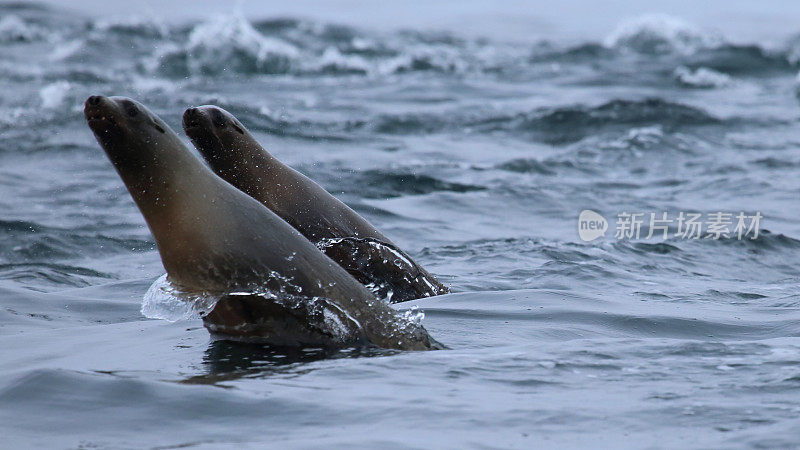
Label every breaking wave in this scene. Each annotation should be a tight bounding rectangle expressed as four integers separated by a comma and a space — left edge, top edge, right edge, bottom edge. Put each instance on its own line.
151, 14, 299, 76
674, 66, 731, 88
0, 14, 47, 43
3, 5, 800, 83
603, 14, 723, 55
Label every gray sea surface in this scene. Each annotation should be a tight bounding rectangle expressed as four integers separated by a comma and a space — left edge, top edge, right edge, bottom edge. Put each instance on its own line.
1, 1, 800, 448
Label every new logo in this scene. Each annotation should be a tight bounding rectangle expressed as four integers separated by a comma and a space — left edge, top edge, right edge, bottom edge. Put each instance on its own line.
578, 210, 608, 241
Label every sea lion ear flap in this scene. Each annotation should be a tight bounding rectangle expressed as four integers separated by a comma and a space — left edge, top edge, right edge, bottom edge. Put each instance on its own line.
150, 117, 166, 134
231, 123, 245, 135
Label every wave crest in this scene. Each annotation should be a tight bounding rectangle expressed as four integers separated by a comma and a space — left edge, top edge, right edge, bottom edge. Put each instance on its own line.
92, 16, 169, 39
0, 14, 46, 43
674, 66, 731, 88
604, 14, 722, 55
153, 14, 299, 76
468, 98, 721, 144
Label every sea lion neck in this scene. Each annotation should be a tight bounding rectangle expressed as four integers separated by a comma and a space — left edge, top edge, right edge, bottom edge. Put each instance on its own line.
109, 126, 215, 221
214, 133, 285, 196
186, 123, 286, 208
184, 106, 395, 244
215, 132, 282, 178
85, 96, 236, 288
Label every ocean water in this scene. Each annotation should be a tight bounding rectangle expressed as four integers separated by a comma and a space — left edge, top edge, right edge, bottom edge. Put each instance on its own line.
1, 1, 800, 448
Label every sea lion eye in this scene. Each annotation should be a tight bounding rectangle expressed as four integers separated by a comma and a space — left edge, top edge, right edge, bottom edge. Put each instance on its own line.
211, 109, 227, 128
121, 100, 139, 117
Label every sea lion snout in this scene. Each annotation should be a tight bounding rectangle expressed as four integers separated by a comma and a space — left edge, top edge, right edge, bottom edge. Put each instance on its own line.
84, 95, 120, 130
183, 106, 246, 136
183, 106, 246, 152
182, 106, 222, 132
183, 107, 227, 161
182, 107, 203, 129
84, 95, 110, 114
86, 96, 172, 155
85, 96, 146, 119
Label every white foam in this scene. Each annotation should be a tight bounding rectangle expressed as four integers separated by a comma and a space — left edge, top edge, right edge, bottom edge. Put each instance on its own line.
49, 39, 83, 61
605, 126, 665, 151
377, 44, 465, 75
320, 298, 362, 342
351, 37, 375, 51
604, 14, 722, 55
0, 15, 45, 43
402, 306, 425, 326
39, 81, 71, 110
184, 14, 298, 74
312, 47, 370, 73
674, 66, 731, 88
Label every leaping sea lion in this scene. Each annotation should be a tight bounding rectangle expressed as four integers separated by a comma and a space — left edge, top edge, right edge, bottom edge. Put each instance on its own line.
182, 105, 449, 302
84, 95, 437, 350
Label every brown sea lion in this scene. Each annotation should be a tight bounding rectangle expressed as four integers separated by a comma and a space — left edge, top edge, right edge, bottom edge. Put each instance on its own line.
84, 95, 436, 350
181, 105, 449, 302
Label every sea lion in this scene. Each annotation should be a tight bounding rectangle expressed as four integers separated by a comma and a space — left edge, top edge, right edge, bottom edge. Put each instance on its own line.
84, 95, 436, 350
182, 105, 449, 302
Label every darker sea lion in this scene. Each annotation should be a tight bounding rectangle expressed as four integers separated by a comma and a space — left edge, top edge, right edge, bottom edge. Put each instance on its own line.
84, 95, 436, 350
182, 105, 449, 302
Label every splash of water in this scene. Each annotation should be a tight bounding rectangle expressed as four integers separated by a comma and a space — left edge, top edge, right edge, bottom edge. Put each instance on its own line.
141, 274, 219, 322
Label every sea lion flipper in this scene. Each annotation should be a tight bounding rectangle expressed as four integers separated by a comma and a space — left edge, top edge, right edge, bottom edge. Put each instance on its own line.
203, 293, 366, 347
318, 237, 449, 303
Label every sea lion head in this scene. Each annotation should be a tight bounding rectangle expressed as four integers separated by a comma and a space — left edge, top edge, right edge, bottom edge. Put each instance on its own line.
84, 95, 217, 286
182, 106, 250, 169
84, 95, 178, 171
85, 95, 169, 144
